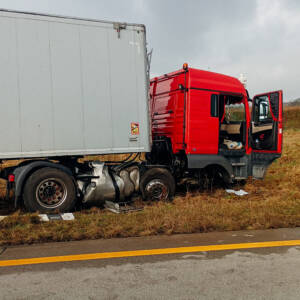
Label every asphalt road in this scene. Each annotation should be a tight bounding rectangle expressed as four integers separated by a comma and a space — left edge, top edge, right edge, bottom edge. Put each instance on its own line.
1, 228, 300, 300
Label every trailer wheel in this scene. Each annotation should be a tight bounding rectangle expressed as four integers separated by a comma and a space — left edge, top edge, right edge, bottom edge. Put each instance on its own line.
140, 168, 175, 201
23, 167, 76, 213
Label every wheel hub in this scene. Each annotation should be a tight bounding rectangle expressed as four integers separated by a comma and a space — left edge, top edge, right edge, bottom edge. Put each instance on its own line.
44, 185, 56, 197
36, 178, 67, 209
145, 180, 169, 201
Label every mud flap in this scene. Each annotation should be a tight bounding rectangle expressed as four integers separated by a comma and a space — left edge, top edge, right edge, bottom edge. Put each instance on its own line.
251, 152, 280, 179
252, 165, 268, 179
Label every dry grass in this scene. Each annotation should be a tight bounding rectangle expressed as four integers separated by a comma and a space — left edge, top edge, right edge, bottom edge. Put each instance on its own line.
0, 107, 299, 246
284, 106, 300, 130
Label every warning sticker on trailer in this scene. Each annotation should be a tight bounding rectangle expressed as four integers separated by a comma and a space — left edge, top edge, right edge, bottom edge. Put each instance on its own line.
131, 122, 140, 135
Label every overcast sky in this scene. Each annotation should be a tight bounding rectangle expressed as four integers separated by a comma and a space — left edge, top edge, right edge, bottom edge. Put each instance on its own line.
0, 0, 299, 101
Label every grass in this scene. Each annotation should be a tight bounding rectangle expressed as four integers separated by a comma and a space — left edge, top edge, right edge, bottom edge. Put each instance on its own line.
284, 106, 300, 130
0, 106, 299, 246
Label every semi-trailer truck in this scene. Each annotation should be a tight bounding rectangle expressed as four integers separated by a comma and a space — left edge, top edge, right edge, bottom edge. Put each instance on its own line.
0, 9, 283, 213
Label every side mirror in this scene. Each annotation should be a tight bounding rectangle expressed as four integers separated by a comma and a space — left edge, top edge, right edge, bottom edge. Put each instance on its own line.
178, 84, 185, 91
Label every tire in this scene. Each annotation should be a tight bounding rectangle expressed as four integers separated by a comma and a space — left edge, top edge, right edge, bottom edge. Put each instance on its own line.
140, 168, 175, 201
23, 167, 76, 213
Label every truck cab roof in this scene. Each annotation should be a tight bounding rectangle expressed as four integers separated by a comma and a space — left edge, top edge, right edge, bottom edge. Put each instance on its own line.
152, 66, 247, 97
188, 68, 246, 96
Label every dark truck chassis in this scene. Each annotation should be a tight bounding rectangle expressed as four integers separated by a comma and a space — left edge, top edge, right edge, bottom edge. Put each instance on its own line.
0, 154, 177, 213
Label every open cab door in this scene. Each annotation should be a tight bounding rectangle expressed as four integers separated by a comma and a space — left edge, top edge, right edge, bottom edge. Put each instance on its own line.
250, 90, 283, 179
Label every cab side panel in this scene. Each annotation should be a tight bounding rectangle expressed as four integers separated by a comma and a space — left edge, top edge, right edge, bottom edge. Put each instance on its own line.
186, 89, 219, 155
150, 73, 185, 154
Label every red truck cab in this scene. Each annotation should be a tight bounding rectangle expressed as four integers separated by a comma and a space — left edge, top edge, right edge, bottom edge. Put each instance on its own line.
149, 64, 283, 182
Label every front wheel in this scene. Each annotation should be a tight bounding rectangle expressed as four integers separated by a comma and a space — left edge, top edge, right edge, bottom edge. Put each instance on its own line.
140, 168, 175, 201
23, 167, 76, 213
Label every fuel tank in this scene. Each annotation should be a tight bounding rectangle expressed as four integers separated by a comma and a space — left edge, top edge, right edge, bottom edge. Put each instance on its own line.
78, 162, 140, 205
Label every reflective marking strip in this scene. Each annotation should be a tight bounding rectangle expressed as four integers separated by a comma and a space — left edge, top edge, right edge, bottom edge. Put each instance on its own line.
1, 240, 300, 267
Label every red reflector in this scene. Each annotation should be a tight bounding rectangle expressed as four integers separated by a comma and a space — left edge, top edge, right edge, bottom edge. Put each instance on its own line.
8, 174, 15, 182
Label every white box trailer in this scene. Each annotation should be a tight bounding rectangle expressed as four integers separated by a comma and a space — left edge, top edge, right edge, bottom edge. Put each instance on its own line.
0, 9, 150, 159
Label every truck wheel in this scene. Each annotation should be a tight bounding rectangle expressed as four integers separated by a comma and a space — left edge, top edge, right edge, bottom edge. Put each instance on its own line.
140, 168, 175, 201
23, 167, 76, 213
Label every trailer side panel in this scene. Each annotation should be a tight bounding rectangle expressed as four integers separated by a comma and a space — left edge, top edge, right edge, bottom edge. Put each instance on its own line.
0, 10, 150, 159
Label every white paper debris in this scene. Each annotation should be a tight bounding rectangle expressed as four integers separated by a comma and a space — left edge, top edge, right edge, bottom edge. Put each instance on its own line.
226, 189, 249, 196
39, 213, 75, 222
61, 213, 75, 221
39, 214, 50, 222
1, 214, 75, 222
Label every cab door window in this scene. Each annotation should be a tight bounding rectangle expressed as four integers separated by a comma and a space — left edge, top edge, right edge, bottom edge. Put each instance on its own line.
210, 94, 219, 117
251, 91, 282, 151
254, 95, 272, 124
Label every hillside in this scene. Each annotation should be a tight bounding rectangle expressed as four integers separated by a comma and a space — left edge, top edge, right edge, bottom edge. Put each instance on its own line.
285, 98, 300, 106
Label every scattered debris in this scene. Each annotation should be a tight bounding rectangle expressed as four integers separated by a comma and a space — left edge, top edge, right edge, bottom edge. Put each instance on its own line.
223, 139, 243, 150
105, 201, 143, 214
39, 213, 75, 222
0, 213, 75, 223
226, 189, 249, 196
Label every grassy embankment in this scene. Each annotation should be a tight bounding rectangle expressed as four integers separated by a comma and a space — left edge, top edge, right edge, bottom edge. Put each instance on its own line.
0, 107, 299, 246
